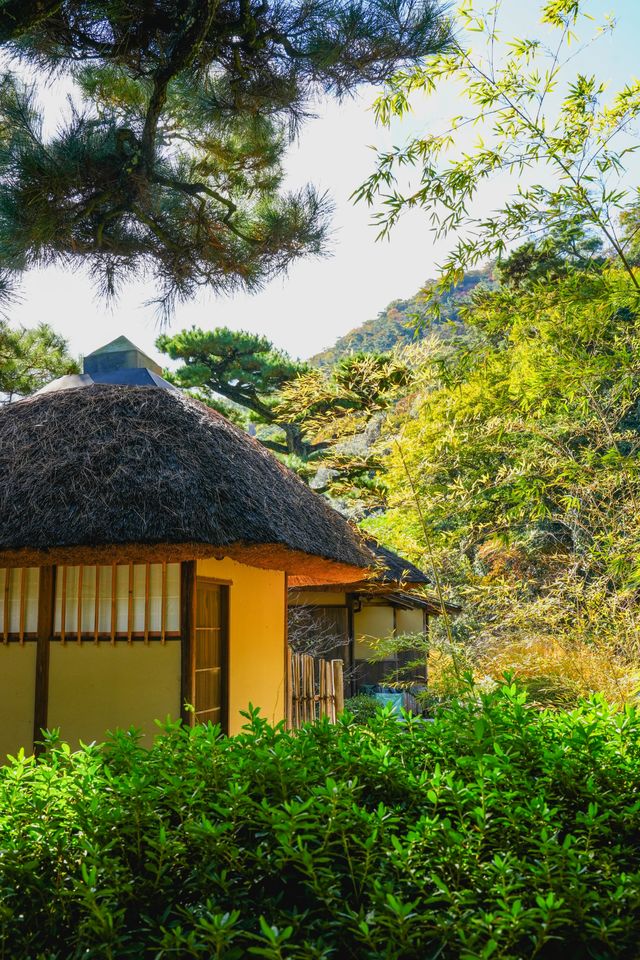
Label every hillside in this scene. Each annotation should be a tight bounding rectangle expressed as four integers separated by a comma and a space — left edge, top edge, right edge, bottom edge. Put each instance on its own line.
311, 267, 493, 366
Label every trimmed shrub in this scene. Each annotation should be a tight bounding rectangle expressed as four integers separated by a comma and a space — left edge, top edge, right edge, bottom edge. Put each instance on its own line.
1, 686, 640, 959
343, 692, 381, 722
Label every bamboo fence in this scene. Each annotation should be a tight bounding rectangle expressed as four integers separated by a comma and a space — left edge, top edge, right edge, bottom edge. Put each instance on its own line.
287, 650, 344, 729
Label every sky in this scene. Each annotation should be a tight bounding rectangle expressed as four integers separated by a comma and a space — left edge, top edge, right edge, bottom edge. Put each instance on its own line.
7, 0, 640, 367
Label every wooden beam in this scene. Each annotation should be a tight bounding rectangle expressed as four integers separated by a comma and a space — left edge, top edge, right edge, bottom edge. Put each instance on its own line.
180, 561, 196, 726
332, 659, 344, 716
94, 565, 100, 643
33, 566, 55, 753
346, 592, 356, 698
423, 609, 429, 690
127, 563, 133, 644
18, 567, 26, 644
76, 565, 83, 644
144, 563, 150, 645
110, 563, 117, 645
284, 572, 291, 730
3, 567, 11, 643
220, 585, 230, 736
60, 565, 67, 645
161, 561, 167, 644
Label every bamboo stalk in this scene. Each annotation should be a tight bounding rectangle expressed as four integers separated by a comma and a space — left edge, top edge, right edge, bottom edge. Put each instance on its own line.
319, 659, 326, 719
332, 660, 344, 718
308, 655, 315, 723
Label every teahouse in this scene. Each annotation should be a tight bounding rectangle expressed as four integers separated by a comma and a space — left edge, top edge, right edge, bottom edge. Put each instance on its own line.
290, 541, 459, 700
0, 338, 372, 757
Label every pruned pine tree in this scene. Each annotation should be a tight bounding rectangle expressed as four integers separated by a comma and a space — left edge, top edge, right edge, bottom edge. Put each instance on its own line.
157, 327, 412, 471
0, 321, 79, 401
0, 0, 451, 315
156, 326, 308, 454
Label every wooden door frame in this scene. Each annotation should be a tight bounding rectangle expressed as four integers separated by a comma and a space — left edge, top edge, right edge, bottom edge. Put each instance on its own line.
182, 570, 230, 734
33, 565, 56, 753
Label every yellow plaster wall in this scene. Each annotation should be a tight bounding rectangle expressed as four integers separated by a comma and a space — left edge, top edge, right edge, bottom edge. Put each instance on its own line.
0, 644, 36, 760
197, 557, 286, 735
353, 604, 395, 659
288, 590, 346, 606
47, 641, 181, 747
396, 608, 425, 639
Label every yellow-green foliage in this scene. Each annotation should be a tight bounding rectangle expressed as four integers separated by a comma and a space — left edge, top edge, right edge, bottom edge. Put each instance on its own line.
367, 270, 640, 703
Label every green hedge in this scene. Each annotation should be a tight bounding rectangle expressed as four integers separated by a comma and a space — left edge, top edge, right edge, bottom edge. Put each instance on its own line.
1, 686, 640, 959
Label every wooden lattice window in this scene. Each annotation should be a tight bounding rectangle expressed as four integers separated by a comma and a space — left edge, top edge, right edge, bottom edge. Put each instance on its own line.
194, 579, 227, 725
0, 568, 40, 643
54, 562, 180, 643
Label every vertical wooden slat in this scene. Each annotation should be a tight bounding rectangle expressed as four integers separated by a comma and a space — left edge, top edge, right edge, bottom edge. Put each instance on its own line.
33, 566, 55, 753
302, 655, 307, 724
332, 660, 344, 717
310, 656, 316, 723
220, 585, 230, 735
284, 573, 291, 729
19, 567, 26, 644
288, 653, 343, 730
180, 561, 196, 725
144, 563, 150, 645
127, 563, 133, 644
160, 561, 167, 644
302, 655, 308, 723
76, 565, 84, 644
286, 647, 293, 731
319, 660, 325, 719
60, 565, 67, 645
110, 563, 117, 645
94, 565, 100, 644
423, 609, 430, 690
346, 593, 356, 698
307, 655, 314, 723
2, 567, 10, 643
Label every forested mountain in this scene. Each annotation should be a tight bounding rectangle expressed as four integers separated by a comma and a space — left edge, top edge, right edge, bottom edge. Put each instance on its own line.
311, 267, 493, 365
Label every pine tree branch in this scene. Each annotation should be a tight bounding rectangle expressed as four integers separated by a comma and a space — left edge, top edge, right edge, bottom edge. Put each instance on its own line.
140, 0, 220, 174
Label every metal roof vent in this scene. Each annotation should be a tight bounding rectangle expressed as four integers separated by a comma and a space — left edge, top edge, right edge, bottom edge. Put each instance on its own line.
83, 336, 163, 376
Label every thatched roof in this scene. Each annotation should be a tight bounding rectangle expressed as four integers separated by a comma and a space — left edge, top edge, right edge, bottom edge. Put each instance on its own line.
366, 542, 429, 586
0, 385, 373, 581
290, 540, 431, 591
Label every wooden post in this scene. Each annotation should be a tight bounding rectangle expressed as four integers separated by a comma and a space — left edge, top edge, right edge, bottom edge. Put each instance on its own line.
346, 593, 356, 698
332, 660, 344, 716
423, 609, 429, 690
180, 561, 196, 726
284, 573, 292, 730
33, 566, 55, 753
2, 567, 10, 643
319, 659, 326, 719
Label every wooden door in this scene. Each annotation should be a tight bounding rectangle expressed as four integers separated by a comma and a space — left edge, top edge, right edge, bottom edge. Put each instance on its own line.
194, 579, 228, 730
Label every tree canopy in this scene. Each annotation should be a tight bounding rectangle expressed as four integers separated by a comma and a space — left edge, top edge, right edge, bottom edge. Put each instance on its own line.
356, 0, 640, 300
157, 326, 307, 452
157, 326, 411, 479
367, 262, 640, 700
0, 321, 78, 400
0, 0, 451, 315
